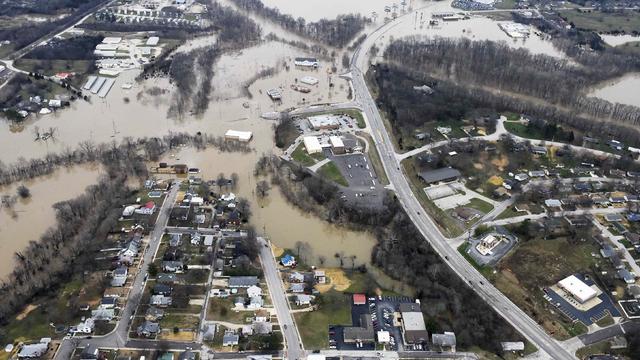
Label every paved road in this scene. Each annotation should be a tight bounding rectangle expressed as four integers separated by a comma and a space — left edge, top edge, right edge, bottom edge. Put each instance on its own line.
257, 237, 304, 360
348, 5, 576, 359
578, 321, 640, 346
54, 182, 181, 359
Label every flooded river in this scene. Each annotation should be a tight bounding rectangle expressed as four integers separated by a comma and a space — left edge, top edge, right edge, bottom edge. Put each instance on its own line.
258, 0, 421, 22
0, 0, 570, 283
0, 165, 102, 278
589, 73, 640, 107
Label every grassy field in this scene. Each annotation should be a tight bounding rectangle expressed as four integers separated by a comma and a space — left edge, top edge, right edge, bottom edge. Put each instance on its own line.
317, 161, 348, 186
206, 298, 250, 324
160, 314, 200, 330
466, 198, 495, 214
504, 122, 547, 140
558, 9, 640, 33
294, 290, 351, 349
291, 142, 325, 167
496, 206, 527, 220
356, 131, 390, 185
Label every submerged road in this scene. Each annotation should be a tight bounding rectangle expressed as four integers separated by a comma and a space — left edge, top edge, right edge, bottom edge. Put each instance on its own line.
348, 5, 576, 360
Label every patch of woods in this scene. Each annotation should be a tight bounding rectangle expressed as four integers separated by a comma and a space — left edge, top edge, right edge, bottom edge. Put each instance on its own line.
0, 0, 99, 16
254, 155, 524, 353
381, 37, 640, 145
229, 0, 370, 48
23, 35, 103, 61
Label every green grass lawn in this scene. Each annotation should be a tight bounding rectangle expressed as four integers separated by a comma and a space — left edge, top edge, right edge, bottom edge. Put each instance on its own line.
317, 161, 348, 186
466, 198, 495, 214
558, 9, 640, 33
160, 314, 200, 330
291, 142, 325, 167
496, 206, 526, 220
504, 122, 546, 140
206, 298, 250, 324
294, 291, 351, 349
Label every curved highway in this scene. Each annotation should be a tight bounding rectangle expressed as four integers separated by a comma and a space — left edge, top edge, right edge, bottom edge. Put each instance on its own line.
348, 6, 576, 360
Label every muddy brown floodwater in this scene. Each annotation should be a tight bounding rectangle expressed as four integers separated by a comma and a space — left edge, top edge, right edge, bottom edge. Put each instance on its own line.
0, 165, 103, 278
589, 73, 640, 107
156, 147, 377, 269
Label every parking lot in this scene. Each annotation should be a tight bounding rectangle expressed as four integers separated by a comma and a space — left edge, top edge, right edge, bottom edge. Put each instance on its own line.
370, 296, 414, 351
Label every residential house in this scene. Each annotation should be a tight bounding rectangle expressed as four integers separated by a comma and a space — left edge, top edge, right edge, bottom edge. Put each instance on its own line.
628, 284, 640, 299
530, 145, 547, 155
75, 318, 95, 334
289, 283, 305, 293
162, 261, 184, 273
100, 297, 117, 309
135, 201, 156, 215
545, 199, 562, 208
600, 245, 616, 258
203, 324, 216, 341
252, 321, 273, 335
618, 269, 636, 284
210, 288, 231, 298
247, 296, 264, 310
91, 308, 115, 321
204, 235, 214, 246
150, 295, 172, 307
605, 214, 624, 223
137, 321, 160, 338
289, 272, 305, 283
314, 270, 326, 284
153, 284, 172, 296
111, 267, 128, 287
145, 307, 164, 321
611, 255, 624, 270
255, 310, 269, 322
80, 344, 99, 360
574, 183, 592, 192
190, 233, 201, 245
625, 232, 640, 246
247, 285, 262, 298
234, 297, 245, 309
169, 234, 182, 247
529, 170, 546, 178
17, 340, 49, 359
229, 276, 259, 288
222, 331, 239, 346
159, 354, 174, 360
296, 294, 312, 306
514, 173, 529, 182
157, 273, 178, 284
178, 351, 197, 360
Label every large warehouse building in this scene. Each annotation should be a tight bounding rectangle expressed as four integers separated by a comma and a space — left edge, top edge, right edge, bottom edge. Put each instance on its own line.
303, 136, 323, 154
558, 275, 597, 303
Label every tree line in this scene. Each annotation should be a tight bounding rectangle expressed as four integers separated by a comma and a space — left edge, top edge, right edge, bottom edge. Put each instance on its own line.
383, 37, 640, 141
24, 35, 103, 61
255, 154, 525, 353
371, 62, 640, 147
229, 0, 369, 48
0, 132, 252, 187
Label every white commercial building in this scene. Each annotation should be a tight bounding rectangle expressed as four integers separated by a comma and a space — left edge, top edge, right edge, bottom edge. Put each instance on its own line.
308, 115, 340, 130
558, 275, 597, 303
303, 136, 322, 154
102, 37, 122, 44
329, 136, 345, 154
300, 76, 319, 85
146, 36, 160, 46
225, 130, 253, 142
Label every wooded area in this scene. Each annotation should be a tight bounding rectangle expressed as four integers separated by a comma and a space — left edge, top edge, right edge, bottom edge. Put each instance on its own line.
24, 35, 103, 60
229, 0, 369, 48
381, 37, 640, 144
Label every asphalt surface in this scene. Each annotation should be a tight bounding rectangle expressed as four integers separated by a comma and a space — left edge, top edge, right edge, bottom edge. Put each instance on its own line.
578, 321, 640, 346
54, 182, 181, 359
257, 237, 304, 360
348, 6, 576, 359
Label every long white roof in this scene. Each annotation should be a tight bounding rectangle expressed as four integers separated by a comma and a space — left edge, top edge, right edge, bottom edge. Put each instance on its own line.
558, 275, 597, 303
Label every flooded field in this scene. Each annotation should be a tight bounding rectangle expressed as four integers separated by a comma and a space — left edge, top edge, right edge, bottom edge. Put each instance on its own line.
600, 34, 640, 47
258, 0, 422, 22
157, 147, 377, 268
0, 40, 349, 164
0, 165, 102, 278
590, 73, 640, 107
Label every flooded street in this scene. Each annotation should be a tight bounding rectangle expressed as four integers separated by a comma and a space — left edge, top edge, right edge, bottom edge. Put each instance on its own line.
589, 73, 640, 107
0, 165, 102, 278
